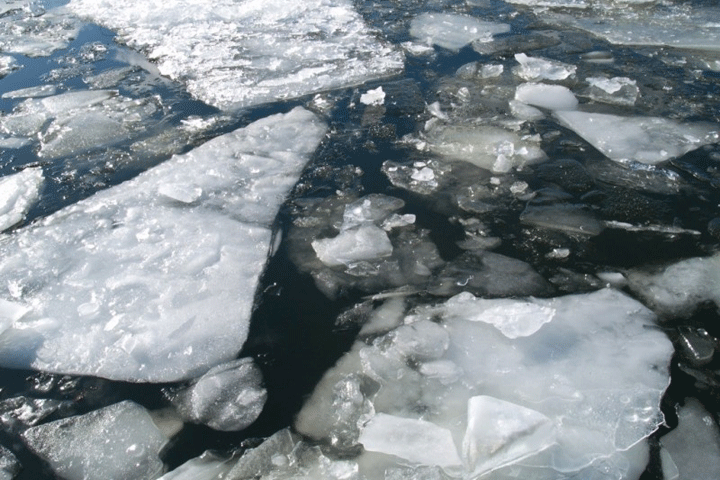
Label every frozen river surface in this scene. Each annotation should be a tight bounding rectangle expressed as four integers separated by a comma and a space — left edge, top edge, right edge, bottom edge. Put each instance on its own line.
0, 0, 719, 479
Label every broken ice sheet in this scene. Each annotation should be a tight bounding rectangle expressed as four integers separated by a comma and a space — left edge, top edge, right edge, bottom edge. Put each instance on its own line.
0, 167, 44, 232
409, 13, 510, 52
296, 289, 673, 478
68, 0, 404, 110
554, 110, 719, 164
0, 107, 326, 382
0, 2, 82, 57
22, 401, 169, 480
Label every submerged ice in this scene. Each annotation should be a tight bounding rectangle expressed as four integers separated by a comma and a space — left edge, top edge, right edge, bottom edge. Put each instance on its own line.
0, 107, 326, 382
68, 0, 404, 110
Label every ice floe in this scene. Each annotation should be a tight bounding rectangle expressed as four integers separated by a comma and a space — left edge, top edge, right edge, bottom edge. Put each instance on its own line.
0, 1, 81, 57
0, 107, 326, 382
409, 13, 510, 52
515, 82, 579, 111
22, 401, 169, 480
68, 0, 404, 110
0, 167, 44, 232
165, 358, 267, 431
554, 110, 719, 164
294, 288, 673, 478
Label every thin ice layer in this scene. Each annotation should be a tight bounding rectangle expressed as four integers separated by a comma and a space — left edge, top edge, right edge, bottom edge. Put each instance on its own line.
68, 0, 404, 110
0, 107, 326, 382
554, 110, 718, 164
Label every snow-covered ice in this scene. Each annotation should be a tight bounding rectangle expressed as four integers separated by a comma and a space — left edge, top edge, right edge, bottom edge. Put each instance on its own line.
0, 167, 44, 232
68, 0, 404, 110
554, 110, 719, 164
166, 358, 267, 431
409, 13, 510, 52
0, 107, 326, 382
22, 401, 169, 480
295, 288, 673, 478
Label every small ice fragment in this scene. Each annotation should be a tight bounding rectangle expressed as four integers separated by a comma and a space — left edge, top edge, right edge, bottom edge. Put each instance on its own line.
360, 87, 386, 106
359, 413, 463, 467
515, 83, 578, 111
514, 53, 576, 81
411, 167, 435, 181
312, 225, 394, 267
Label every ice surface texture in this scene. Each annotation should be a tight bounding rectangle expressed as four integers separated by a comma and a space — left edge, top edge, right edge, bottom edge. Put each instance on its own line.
296, 289, 673, 478
0, 107, 326, 382
68, 0, 404, 110
0, 167, 44, 232
22, 401, 168, 480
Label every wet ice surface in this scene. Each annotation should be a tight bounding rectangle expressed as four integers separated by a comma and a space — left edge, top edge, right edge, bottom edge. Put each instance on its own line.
0, 0, 719, 478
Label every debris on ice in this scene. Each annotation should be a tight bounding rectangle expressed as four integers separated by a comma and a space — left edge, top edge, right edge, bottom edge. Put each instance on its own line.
554, 110, 719, 164
409, 13, 510, 52
22, 401, 169, 480
166, 358, 267, 431
360, 87, 386, 106
0, 107, 326, 382
68, 0, 404, 110
0, 167, 44, 232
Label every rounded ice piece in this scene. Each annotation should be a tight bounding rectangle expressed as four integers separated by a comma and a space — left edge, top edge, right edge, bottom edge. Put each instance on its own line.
515, 83, 579, 111
312, 225, 394, 267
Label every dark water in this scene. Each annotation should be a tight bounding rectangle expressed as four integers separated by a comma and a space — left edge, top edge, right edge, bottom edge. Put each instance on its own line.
0, 0, 719, 478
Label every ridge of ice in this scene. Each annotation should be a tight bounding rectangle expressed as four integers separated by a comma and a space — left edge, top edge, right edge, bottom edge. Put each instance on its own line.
0, 107, 326, 382
68, 0, 404, 110
0, 167, 44, 232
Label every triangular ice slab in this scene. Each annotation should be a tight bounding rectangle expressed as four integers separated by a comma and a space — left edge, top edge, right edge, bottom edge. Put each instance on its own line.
0, 107, 326, 382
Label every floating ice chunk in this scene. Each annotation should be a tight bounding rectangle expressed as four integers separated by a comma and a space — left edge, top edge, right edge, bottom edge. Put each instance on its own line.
69, 0, 403, 110
0, 168, 44, 232
167, 358, 267, 431
0, 446, 19, 480
463, 396, 555, 476
341, 195, 405, 230
554, 110, 719, 164
0, 56, 20, 78
520, 204, 604, 236
1, 85, 57, 99
382, 213, 416, 231
312, 225, 394, 267
0, 4, 82, 57
359, 413, 463, 468
585, 76, 639, 106
0, 107, 326, 382
22, 401, 168, 480
660, 398, 720, 480
360, 87, 386, 106
627, 253, 720, 318
515, 83, 578, 111
509, 99, 544, 121
427, 124, 547, 172
409, 13, 510, 51
159, 451, 237, 480
442, 293, 555, 338
514, 53, 576, 81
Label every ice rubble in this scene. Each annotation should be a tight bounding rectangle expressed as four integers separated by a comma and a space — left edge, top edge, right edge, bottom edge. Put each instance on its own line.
627, 253, 720, 318
409, 13, 510, 52
22, 401, 169, 480
0, 107, 326, 382
0, 167, 44, 232
554, 111, 719, 165
68, 0, 404, 110
166, 358, 267, 431
0, 2, 82, 57
0, 446, 19, 480
0, 89, 161, 159
295, 288, 673, 479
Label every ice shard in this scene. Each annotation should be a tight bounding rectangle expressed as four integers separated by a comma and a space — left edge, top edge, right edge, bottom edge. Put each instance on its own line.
0, 107, 326, 382
68, 0, 404, 110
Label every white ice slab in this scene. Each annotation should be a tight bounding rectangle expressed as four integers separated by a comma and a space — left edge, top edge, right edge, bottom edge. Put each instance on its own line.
515, 83, 578, 111
312, 225, 394, 267
22, 401, 168, 480
0, 107, 326, 382
0, 167, 44, 232
409, 13, 510, 52
68, 0, 404, 110
554, 110, 719, 164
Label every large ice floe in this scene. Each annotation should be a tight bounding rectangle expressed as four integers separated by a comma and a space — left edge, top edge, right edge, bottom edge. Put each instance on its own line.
288, 288, 675, 479
0, 107, 326, 382
67, 0, 404, 110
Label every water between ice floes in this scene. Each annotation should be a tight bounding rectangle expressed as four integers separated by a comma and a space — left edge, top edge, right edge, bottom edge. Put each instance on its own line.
0, 0, 719, 479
